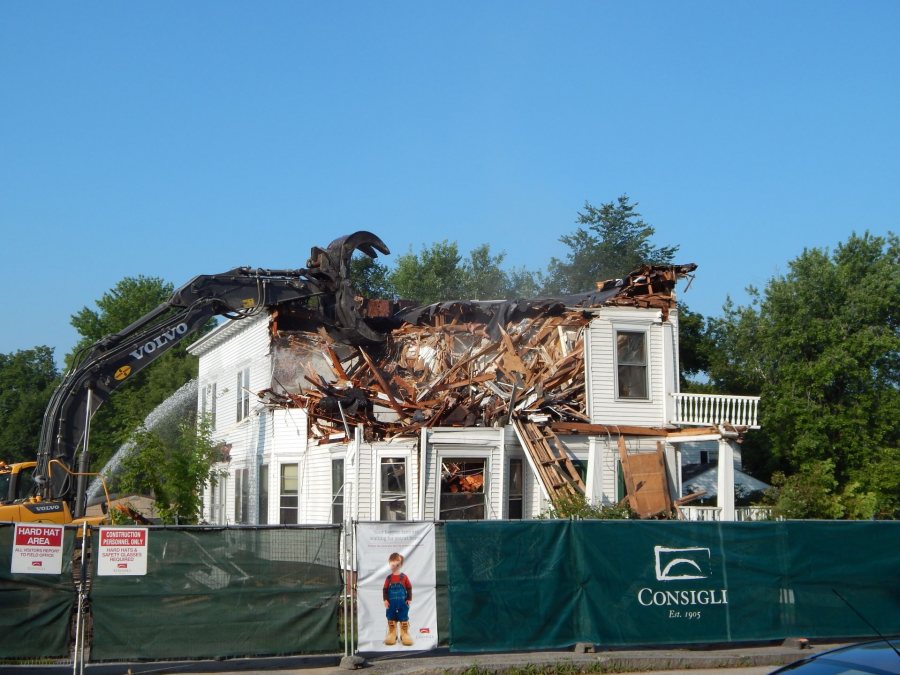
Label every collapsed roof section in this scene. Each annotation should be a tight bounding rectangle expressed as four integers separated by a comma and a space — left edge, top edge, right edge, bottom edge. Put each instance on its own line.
260, 263, 697, 444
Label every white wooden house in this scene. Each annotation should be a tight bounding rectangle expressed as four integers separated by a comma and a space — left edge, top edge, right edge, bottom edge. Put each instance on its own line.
189, 275, 761, 525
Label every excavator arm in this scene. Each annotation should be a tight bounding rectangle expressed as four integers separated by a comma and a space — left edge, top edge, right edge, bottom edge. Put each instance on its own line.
33, 231, 389, 518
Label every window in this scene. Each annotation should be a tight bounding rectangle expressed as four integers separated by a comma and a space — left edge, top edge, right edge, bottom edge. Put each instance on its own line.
202, 382, 217, 428
508, 459, 524, 519
280, 464, 299, 524
332, 458, 345, 524
379, 458, 407, 521
440, 459, 486, 520
234, 468, 250, 524
616, 331, 648, 399
14, 465, 34, 501
616, 459, 627, 502
258, 464, 269, 525
236, 368, 250, 421
700, 450, 710, 465
210, 478, 227, 525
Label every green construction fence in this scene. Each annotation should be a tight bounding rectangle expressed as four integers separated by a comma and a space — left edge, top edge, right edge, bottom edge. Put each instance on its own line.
90, 525, 342, 661
445, 520, 900, 652
0, 522, 77, 659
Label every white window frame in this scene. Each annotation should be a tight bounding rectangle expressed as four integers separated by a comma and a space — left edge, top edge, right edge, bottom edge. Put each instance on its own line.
279, 462, 299, 524
438, 454, 489, 521
614, 328, 650, 401
201, 381, 218, 429
331, 457, 345, 525
377, 455, 409, 521
210, 475, 227, 525
236, 368, 250, 422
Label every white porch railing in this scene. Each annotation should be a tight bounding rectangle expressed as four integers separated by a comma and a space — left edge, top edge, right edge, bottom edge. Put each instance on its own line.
670, 392, 760, 428
680, 506, 775, 522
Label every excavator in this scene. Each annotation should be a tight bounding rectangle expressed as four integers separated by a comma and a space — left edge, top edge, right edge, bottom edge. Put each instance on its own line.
0, 231, 390, 525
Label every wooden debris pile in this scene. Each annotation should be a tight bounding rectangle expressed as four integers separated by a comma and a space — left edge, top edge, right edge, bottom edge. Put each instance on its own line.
263, 306, 592, 441
260, 263, 696, 448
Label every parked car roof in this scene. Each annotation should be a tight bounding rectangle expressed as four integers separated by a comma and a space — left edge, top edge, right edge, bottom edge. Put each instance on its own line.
771, 639, 900, 674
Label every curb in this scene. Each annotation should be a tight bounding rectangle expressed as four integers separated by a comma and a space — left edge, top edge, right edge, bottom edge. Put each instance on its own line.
353, 643, 840, 674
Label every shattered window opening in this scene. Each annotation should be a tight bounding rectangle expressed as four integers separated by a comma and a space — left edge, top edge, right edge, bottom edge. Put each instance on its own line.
440, 459, 486, 521
616, 331, 648, 399
379, 457, 407, 521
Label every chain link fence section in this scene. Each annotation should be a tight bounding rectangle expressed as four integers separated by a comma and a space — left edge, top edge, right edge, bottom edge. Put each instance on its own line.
0, 523, 76, 662
90, 525, 342, 661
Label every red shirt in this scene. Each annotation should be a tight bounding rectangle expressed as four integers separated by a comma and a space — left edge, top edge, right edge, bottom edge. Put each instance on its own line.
383, 572, 413, 601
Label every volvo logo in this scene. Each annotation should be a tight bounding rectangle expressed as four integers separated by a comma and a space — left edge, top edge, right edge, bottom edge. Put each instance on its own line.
129, 323, 189, 360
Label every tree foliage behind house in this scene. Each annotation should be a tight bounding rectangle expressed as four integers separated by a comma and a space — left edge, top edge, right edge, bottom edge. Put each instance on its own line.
115, 416, 223, 524
543, 195, 680, 294
708, 232, 899, 517
68, 275, 203, 470
0, 347, 60, 463
351, 241, 540, 304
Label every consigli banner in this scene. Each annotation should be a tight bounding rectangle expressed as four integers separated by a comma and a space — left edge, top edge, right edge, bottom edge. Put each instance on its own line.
356, 522, 438, 652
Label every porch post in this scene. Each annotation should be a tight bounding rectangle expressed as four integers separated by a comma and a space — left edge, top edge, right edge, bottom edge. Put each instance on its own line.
716, 438, 736, 521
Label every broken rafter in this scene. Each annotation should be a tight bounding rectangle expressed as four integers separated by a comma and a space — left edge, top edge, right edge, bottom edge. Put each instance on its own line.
265, 263, 696, 442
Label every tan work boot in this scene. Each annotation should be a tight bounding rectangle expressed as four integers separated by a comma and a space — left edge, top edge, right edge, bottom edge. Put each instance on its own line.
384, 620, 397, 646
399, 621, 413, 646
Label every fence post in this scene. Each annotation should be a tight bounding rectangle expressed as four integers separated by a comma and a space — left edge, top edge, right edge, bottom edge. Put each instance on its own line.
72, 522, 88, 675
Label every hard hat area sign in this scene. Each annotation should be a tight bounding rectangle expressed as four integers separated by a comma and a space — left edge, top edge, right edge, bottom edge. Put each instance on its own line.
11, 524, 65, 575
97, 527, 148, 576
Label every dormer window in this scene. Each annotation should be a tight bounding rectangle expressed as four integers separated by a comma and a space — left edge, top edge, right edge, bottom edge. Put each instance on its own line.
616, 330, 648, 399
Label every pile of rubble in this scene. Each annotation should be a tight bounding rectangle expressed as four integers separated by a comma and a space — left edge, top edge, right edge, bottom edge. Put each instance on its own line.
260, 264, 696, 444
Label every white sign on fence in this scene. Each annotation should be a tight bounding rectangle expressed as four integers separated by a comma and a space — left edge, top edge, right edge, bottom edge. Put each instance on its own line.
11, 523, 65, 575
356, 522, 438, 652
97, 527, 148, 576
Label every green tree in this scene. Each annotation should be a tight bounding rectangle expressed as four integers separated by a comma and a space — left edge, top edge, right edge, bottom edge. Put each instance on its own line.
709, 232, 899, 517
544, 195, 679, 294
68, 276, 201, 470
767, 459, 877, 520
389, 241, 539, 304
677, 305, 715, 390
116, 416, 224, 524
0, 347, 60, 463
349, 255, 396, 298
390, 241, 467, 303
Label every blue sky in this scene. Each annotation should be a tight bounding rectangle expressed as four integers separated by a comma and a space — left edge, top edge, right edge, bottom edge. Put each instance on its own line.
2, 1, 897, 363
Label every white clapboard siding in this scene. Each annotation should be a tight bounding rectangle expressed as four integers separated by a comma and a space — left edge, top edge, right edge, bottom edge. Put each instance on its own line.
190, 314, 271, 438
586, 307, 678, 427
300, 441, 339, 524
269, 407, 309, 524
355, 439, 373, 521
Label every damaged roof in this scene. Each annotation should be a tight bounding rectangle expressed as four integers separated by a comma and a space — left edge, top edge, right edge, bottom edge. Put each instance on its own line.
260, 263, 696, 442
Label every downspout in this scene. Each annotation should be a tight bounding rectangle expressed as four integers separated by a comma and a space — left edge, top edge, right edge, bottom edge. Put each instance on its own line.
352, 424, 362, 522
418, 426, 427, 521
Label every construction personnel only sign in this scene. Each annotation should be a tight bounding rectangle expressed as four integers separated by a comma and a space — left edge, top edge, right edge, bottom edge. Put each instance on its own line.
97, 527, 148, 576
11, 523, 65, 574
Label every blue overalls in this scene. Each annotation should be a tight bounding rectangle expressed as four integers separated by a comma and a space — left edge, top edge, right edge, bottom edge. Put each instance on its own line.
385, 573, 410, 622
